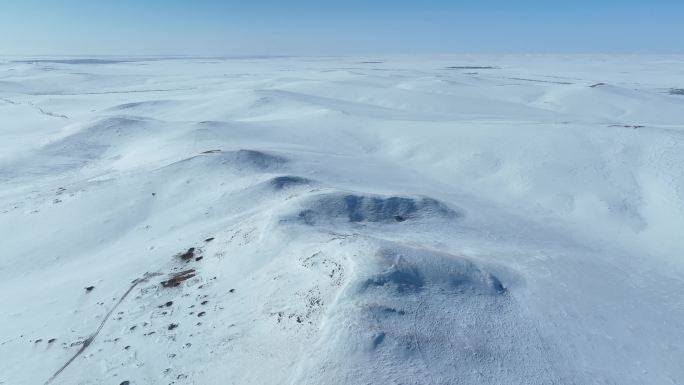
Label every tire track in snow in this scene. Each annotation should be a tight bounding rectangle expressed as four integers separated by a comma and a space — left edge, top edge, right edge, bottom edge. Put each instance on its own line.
43, 272, 161, 385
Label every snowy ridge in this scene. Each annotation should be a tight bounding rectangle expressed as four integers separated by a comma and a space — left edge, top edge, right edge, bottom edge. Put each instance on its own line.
1, 56, 684, 385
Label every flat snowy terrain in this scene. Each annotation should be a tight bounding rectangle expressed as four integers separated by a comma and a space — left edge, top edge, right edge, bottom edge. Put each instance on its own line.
1, 55, 683, 385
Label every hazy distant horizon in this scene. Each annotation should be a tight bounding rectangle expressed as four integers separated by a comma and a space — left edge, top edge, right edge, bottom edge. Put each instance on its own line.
1, 0, 682, 56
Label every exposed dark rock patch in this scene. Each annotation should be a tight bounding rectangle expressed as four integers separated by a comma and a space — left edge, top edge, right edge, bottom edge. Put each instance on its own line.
610, 124, 644, 129
297, 193, 460, 225
268, 175, 314, 190
372, 332, 386, 349
364, 264, 425, 293
177, 248, 195, 262
161, 269, 196, 288
360, 247, 507, 296
368, 305, 406, 317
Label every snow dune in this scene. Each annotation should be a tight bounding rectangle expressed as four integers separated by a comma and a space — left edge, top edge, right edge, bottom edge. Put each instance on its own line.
1, 55, 683, 385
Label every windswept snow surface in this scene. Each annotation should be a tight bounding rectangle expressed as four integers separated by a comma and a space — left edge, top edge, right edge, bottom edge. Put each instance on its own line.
1, 55, 684, 385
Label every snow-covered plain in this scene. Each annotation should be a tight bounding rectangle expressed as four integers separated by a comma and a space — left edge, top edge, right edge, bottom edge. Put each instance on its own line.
1, 55, 684, 385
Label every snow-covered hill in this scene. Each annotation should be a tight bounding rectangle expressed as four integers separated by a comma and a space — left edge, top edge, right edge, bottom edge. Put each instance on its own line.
1, 55, 683, 385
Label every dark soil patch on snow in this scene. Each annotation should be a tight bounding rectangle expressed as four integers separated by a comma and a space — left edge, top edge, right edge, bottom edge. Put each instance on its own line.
161, 269, 196, 288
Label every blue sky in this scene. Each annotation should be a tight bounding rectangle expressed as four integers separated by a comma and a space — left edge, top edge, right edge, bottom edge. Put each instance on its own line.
0, 0, 682, 55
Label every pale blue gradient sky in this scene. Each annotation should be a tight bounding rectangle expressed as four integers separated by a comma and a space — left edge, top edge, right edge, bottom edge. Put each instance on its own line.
0, 0, 682, 55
